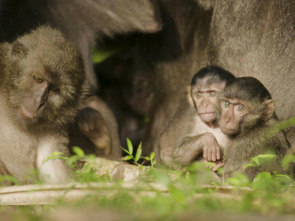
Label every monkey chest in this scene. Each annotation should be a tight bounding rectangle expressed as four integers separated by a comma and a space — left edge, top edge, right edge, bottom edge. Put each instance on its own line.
0, 118, 37, 181
190, 116, 229, 148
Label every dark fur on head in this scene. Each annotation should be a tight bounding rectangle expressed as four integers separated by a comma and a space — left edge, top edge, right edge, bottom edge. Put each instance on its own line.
224, 77, 272, 102
191, 65, 235, 87
223, 77, 274, 135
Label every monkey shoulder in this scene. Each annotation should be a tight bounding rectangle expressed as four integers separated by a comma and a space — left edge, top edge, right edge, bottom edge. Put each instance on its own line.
225, 119, 289, 162
165, 97, 197, 133
263, 118, 290, 152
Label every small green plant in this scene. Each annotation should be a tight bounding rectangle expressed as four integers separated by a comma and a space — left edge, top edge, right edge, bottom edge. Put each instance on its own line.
42, 147, 107, 183
121, 138, 156, 167
265, 117, 295, 141
42, 146, 94, 169
226, 173, 250, 187
243, 153, 277, 170
281, 154, 295, 170
0, 175, 19, 186
242, 154, 294, 190
141, 152, 157, 168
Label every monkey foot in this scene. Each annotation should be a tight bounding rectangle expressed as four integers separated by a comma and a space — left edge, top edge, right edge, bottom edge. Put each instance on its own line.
77, 107, 111, 156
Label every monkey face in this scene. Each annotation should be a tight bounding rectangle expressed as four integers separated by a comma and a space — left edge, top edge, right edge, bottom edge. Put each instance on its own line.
219, 98, 249, 135
8, 63, 84, 130
4, 28, 86, 131
191, 82, 225, 124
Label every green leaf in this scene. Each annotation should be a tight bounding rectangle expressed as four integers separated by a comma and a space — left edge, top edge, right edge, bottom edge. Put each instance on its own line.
0, 175, 20, 185
134, 142, 142, 162
253, 172, 272, 183
243, 163, 257, 170
42, 152, 67, 164
266, 117, 295, 141
121, 147, 130, 155
281, 154, 295, 170
141, 156, 150, 161
243, 154, 277, 170
122, 155, 133, 161
256, 154, 277, 160
150, 152, 155, 160
66, 155, 81, 167
251, 156, 260, 166
121, 147, 131, 155
227, 173, 249, 187
273, 173, 294, 185
126, 138, 133, 155
72, 146, 85, 158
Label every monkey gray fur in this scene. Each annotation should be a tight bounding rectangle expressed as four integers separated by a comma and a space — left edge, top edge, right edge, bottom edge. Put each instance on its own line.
0, 26, 87, 184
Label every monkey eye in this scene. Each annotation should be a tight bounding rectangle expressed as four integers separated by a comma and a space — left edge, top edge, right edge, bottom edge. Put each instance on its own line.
209, 91, 216, 97
223, 101, 230, 108
34, 76, 45, 84
196, 92, 202, 98
237, 104, 245, 113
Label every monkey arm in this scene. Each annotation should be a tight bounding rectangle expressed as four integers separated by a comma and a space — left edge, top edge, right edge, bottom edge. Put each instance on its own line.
173, 135, 204, 165
160, 132, 217, 168
36, 136, 72, 184
158, 103, 195, 167
175, 132, 220, 165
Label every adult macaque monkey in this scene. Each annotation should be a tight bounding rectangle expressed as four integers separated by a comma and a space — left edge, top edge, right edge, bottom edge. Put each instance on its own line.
219, 77, 290, 180
157, 66, 235, 168
0, 26, 86, 184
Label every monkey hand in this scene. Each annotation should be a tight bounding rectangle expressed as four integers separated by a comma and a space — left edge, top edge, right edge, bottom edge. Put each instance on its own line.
202, 133, 222, 162
202, 159, 224, 172
77, 107, 111, 155
211, 161, 224, 172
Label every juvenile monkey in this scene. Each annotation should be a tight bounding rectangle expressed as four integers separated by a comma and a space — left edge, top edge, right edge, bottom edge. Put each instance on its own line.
0, 26, 86, 184
157, 66, 235, 168
219, 77, 290, 180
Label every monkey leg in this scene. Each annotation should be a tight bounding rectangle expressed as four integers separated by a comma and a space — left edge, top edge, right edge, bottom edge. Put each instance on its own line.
77, 108, 111, 155
78, 96, 121, 159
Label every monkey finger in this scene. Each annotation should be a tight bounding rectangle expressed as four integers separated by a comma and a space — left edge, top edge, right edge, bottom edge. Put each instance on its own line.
203, 147, 208, 159
212, 147, 217, 161
211, 152, 216, 162
216, 147, 221, 160
212, 162, 224, 172
207, 148, 212, 161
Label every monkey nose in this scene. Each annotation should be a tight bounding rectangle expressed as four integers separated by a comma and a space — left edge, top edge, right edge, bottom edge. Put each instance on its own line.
223, 116, 231, 125
202, 100, 209, 108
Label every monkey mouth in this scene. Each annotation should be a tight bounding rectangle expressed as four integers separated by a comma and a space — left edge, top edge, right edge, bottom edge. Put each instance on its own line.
220, 126, 237, 135
20, 106, 36, 119
199, 112, 215, 116
198, 112, 215, 121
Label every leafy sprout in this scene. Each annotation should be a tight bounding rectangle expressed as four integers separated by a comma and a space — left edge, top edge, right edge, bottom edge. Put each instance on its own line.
243, 154, 277, 170
121, 138, 156, 167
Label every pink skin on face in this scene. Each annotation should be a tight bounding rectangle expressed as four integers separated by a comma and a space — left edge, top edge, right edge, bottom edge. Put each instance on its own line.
191, 82, 225, 126
219, 99, 248, 135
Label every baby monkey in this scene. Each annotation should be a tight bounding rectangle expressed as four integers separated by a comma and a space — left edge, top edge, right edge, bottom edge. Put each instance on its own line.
219, 77, 290, 180
157, 66, 235, 168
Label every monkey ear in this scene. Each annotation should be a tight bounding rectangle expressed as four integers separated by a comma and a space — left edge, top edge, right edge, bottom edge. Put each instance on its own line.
10, 41, 28, 57
262, 99, 275, 121
187, 86, 194, 107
